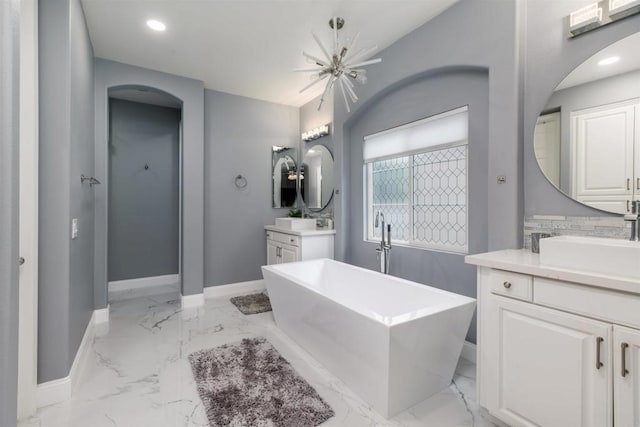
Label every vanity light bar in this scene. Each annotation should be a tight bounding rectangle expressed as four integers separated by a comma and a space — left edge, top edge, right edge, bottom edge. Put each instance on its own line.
567, 0, 640, 38
609, 0, 640, 19
302, 124, 330, 142
569, 3, 603, 36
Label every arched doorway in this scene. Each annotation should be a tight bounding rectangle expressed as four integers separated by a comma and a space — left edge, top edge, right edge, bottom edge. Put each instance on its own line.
106, 86, 183, 301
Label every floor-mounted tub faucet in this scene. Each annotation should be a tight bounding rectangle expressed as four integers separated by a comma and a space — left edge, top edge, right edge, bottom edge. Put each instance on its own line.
624, 200, 640, 241
375, 211, 392, 274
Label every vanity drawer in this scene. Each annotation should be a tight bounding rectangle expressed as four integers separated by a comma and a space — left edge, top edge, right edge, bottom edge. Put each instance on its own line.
266, 231, 300, 247
534, 278, 640, 329
488, 269, 533, 302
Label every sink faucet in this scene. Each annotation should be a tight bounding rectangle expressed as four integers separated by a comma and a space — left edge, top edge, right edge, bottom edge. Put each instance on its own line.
375, 211, 392, 274
624, 200, 640, 241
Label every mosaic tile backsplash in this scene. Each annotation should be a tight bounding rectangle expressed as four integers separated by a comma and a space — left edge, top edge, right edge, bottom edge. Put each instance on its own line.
523, 215, 631, 249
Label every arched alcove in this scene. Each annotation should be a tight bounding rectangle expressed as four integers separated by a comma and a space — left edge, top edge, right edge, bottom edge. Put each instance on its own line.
105, 85, 184, 298
94, 59, 205, 308
342, 66, 489, 343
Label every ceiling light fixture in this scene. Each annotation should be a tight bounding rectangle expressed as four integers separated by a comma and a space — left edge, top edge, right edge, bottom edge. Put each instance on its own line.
598, 56, 620, 66
296, 17, 382, 113
146, 19, 166, 32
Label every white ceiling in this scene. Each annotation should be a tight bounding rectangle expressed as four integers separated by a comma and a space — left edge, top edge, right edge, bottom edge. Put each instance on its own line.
81, 0, 460, 107
555, 31, 640, 91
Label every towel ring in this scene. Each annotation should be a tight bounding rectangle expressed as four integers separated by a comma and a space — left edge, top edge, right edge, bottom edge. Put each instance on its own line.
235, 174, 248, 189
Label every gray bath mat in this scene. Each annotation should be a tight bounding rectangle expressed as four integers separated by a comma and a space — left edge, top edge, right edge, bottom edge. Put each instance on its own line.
188, 337, 334, 427
230, 292, 272, 315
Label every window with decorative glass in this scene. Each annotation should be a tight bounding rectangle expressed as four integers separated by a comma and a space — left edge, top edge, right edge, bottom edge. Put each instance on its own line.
364, 107, 468, 254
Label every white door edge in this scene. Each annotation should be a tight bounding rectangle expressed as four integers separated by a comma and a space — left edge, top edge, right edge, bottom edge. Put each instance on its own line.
17, 0, 39, 419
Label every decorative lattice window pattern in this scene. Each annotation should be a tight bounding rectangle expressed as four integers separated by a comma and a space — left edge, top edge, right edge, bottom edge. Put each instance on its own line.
367, 143, 467, 253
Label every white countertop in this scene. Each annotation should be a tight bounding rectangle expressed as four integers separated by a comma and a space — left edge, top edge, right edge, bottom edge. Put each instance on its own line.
466, 249, 640, 295
264, 225, 336, 236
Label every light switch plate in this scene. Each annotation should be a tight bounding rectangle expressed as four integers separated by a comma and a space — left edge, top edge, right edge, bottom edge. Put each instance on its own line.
71, 218, 78, 239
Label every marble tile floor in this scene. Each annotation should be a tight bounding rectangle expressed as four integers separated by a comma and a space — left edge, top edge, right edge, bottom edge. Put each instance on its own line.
21, 289, 498, 427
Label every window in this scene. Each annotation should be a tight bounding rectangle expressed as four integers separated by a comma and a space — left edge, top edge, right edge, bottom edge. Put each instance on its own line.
364, 107, 468, 253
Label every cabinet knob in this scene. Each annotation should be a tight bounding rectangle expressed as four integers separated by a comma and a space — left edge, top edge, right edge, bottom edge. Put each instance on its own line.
503, 281, 512, 289
19, 257, 25, 266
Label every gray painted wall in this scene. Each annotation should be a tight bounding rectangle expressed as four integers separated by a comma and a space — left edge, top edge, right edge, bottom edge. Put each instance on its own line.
94, 58, 205, 303
204, 90, 299, 286
38, 0, 95, 383
345, 69, 489, 343
523, 0, 640, 218
108, 99, 180, 281
0, 0, 20, 424
543, 69, 640, 194
332, 0, 522, 264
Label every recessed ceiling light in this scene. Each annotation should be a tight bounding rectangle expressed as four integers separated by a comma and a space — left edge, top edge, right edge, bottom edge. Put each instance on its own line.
598, 56, 620, 66
146, 19, 166, 32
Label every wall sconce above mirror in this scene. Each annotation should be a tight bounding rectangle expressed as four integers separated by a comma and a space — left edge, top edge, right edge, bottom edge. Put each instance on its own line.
302, 124, 330, 142
568, 0, 640, 37
534, 31, 640, 214
301, 145, 334, 212
272, 145, 298, 209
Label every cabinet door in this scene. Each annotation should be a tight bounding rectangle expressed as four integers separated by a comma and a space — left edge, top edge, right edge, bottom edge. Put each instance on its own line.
484, 296, 612, 427
614, 325, 640, 427
279, 244, 299, 264
572, 102, 635, 213
266, 240, 280, 265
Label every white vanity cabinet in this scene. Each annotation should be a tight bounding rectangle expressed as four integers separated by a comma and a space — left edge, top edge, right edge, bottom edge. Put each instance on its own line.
265, 226, 335, 265
467, 250, 640, 427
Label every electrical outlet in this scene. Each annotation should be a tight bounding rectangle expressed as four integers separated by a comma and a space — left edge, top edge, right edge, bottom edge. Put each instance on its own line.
72, 218, 78, 239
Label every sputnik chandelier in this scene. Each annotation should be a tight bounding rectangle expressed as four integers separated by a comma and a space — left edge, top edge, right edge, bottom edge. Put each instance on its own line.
296, 17, 382, 112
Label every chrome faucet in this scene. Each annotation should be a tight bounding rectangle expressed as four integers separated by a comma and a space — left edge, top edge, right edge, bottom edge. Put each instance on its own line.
375, 211, 392, 274
624, 200, 640, 241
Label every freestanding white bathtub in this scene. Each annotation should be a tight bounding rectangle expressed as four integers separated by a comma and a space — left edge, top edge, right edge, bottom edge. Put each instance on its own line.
261, 259, 476, 418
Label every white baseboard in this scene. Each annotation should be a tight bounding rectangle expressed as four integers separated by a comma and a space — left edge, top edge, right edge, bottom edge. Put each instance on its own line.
94, 306, 109, 324
181, 293, 205, 308
108, 274, 180, 293
36, 308, 106, 408
460, 340, 477, 364
203, 279, 265, 299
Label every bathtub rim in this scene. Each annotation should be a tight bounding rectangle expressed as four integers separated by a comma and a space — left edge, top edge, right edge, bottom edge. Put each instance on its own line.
261, 259, 476, 327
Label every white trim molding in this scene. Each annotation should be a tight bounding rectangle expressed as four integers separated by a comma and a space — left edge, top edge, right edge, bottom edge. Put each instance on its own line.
180, 293, 205, 308
108, 274, 180, 293
460, 340, 477, 364
36, 309, 107, 408
203, 279, 265, 299
94, 306, 110, 324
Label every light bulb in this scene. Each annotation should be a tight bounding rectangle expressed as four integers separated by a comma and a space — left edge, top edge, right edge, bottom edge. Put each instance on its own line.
146, 19, 166, 32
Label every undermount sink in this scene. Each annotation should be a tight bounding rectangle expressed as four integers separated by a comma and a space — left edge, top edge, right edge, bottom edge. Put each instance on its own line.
539, 235, 640, 279
274, 217, 317, 231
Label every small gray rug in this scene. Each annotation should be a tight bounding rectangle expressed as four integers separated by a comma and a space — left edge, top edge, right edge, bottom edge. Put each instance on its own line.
189, 337, 334, 427
230, 292, 272, 315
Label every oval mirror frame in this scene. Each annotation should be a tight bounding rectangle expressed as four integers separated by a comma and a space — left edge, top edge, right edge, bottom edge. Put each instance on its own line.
272, 146, 298, 209
533, 31, 640, 215
301, 145, 334, 211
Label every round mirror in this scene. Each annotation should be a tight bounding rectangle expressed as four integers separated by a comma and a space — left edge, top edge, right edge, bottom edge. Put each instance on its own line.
534, 31, 640, 214
301, 145, 334, 211
272, 147, 297, 208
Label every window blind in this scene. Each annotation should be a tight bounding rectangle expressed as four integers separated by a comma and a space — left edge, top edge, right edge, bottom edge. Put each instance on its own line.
363, 106, 468, 163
